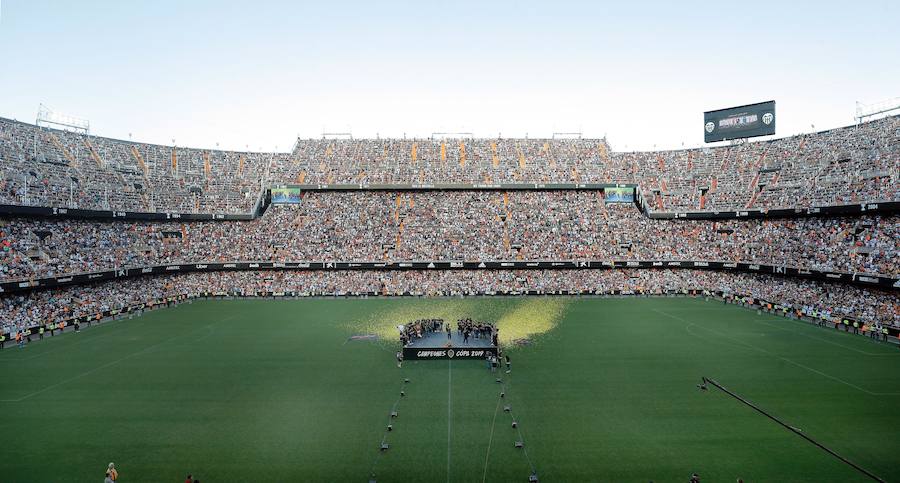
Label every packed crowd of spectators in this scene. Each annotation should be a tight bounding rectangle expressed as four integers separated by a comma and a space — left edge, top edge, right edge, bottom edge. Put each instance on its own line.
633, 115, 898, 212
0, 117, 273, 214
1, 194, 895, 282
279, 116, 898, 212
1, 116, 896, 341
2, 114, 897, 214
1, 269, 897, 336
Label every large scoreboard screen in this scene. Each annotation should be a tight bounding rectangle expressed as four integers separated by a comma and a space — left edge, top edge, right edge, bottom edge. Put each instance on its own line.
271, 187, 302, 204
704, 100, 775, 143
604, 187, 634, 203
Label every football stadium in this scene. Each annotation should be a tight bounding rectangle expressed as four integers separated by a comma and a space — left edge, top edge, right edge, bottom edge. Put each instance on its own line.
1, 2, 899, 482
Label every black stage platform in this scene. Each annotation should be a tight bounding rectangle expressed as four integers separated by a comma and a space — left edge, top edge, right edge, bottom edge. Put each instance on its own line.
402, 331, 498, 360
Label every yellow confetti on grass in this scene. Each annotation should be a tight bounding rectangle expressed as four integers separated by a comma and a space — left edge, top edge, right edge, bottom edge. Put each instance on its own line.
495, 297, 570, 344
349, 297, 571, 347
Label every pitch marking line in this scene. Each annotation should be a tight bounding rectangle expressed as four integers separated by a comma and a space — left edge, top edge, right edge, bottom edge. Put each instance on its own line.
447, 359, 453, 483
1, 313, 242, 403
481, 392, 503, 483
655, 309, 900, 397
679, 299, 895, 356
749, 317, 897, 356
1, 333, 178, 402
684, 323, 729, 348
195, 325, 216, 342
4, 320, 127, 362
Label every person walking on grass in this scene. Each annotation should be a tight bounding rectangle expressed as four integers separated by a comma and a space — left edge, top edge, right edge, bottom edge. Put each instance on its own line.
106, 462, 118, 481
396, 350, 403, 368
505, 354, 511, 374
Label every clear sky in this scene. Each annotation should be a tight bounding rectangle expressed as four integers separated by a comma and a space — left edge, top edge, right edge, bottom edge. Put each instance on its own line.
0, 0, 897, 152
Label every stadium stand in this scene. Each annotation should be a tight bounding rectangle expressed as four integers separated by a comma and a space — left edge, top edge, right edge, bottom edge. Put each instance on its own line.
2, 115, 897, 214
0, 117, 274, 214
1, 269, 896, 336
0, 114, 897, 341
634, 116, 898, 212
0, 198, 896, 282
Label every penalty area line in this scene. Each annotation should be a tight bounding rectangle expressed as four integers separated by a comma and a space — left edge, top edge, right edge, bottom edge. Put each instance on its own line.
1, 312, 242, 403
656, 309, 900, 397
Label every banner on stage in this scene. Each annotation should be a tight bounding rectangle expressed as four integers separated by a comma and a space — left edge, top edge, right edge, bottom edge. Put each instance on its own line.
403, 347, 497, 360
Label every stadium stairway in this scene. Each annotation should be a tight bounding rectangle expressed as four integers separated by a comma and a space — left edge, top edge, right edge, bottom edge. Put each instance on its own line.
502, 192, 512, 253
459, 141, 466, 168
48, 132, 76, 166
83, 138, 103, 167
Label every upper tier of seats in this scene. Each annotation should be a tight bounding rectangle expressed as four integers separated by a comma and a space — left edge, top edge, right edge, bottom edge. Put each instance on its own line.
1, 115, 897, 214
0, 117, 276, 214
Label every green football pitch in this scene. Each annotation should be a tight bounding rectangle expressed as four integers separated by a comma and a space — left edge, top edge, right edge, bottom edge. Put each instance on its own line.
2, 296, 899, 482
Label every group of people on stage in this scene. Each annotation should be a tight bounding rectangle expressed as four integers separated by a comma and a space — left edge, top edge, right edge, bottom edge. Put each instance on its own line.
456, 318, 497, 346
399, 318, 445, 347
397, 317, 498, 347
